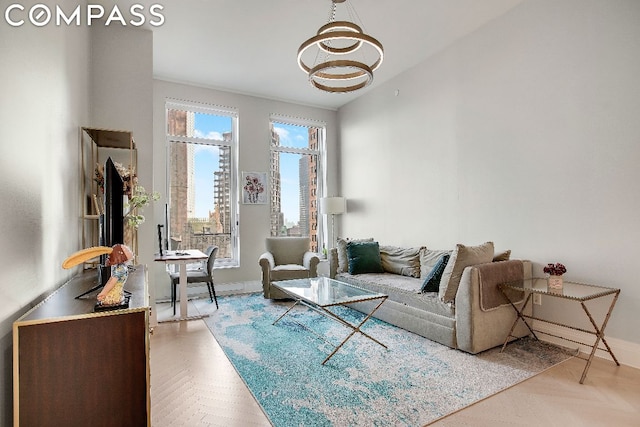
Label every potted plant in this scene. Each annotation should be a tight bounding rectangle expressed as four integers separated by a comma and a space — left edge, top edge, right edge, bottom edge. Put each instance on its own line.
543, 262, 567, 290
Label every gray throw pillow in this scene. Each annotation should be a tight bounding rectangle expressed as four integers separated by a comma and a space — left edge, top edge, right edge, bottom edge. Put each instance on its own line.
438, 242, 494, 303
379, 245, 423, 277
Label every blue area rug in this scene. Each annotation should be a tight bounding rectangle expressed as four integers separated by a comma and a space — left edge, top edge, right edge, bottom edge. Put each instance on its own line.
196, 293, 572, 426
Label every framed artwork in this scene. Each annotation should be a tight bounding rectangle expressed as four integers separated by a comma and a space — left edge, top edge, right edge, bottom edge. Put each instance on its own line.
242, 171, 267, 204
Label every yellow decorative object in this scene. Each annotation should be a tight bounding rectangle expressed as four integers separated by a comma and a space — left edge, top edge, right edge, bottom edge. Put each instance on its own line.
62, 246, 113, 269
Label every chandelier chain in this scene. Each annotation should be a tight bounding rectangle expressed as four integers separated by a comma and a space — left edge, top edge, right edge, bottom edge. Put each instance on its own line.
327, 2, 337, 24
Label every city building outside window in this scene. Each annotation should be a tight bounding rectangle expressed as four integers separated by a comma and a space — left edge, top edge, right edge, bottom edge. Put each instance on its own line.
269, 115, 326, 253
166, 101, 238, 267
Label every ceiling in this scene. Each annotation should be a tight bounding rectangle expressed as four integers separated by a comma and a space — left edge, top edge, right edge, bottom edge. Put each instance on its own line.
148, 0, 525, 110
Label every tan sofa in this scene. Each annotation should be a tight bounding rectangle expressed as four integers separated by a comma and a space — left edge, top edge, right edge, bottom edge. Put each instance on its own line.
329, 240, 531, 354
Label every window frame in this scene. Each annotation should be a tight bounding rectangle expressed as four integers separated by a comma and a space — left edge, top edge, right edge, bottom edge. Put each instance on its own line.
165, 99, 240, 268
269, 114, 327, 252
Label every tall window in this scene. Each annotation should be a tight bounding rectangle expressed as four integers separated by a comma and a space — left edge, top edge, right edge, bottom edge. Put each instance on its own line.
269, 115, 325, 252
166, 101, 238, 267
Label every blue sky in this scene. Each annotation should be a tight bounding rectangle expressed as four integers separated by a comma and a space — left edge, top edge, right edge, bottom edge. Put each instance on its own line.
192, 114, 308, 223
272, 123, 309, 225
192, 113, 227, 217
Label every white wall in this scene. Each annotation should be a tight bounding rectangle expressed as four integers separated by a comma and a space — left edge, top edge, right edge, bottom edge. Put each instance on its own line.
152, 80, 339, 298
338, 0, 640, 351
0, 7, 91, 423
89, 24, 155, 311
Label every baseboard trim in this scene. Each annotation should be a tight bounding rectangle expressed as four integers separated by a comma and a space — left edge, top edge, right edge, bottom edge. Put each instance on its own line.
533, 321, 640, 369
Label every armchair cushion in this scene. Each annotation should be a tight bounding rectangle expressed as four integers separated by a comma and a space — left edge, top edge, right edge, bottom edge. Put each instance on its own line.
266, 237, 310, 265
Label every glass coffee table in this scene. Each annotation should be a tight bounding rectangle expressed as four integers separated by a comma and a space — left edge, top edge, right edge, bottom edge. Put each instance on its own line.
272, 277, 388, 365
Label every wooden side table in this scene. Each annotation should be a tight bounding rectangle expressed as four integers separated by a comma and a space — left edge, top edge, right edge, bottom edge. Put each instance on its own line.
499, 278, 620, 384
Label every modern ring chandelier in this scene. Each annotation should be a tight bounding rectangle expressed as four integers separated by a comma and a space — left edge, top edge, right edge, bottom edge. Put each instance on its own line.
297, 0, 384, 93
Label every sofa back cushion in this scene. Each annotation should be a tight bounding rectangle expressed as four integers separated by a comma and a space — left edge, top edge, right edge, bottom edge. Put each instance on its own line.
346, 241, 384, 275
439, 241, 495, 303
420, 248, 452, 278
421, 253, 450, 293
379, 245, 423, 277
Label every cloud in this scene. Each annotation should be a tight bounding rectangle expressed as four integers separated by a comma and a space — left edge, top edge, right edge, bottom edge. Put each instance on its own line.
194, 129, 224, 140
193, 144, 220, 156
273, 126, 291, 144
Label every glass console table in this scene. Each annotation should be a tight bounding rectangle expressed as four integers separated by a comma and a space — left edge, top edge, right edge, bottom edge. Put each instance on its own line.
499, 278, 620, 384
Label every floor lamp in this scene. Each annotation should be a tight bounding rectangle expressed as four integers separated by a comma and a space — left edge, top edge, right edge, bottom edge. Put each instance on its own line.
320, 197, 346, 250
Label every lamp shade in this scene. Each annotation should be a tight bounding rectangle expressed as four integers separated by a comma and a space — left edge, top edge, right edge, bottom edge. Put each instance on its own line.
320, 197, 346, 215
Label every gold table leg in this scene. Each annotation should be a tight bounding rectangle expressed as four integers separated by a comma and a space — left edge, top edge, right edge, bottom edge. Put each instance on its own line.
578, 291, 620, 384
500, 290, 537, 353
273, 296, 388, 365
320, 297, 388, 365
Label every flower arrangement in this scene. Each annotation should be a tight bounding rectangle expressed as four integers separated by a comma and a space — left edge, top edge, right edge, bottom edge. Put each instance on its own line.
543, 262, 567, 276
125, 185, 160, 229
243, 174, 265, 203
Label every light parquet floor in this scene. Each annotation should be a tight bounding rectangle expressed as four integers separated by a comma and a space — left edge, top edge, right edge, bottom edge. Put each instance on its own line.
150, 300, 640, 427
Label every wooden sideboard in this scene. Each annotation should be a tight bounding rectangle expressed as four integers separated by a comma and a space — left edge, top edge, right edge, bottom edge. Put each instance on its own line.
13, 265, 150, 427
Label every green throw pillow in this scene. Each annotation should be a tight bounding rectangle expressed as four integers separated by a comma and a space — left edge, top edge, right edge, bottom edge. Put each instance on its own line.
421, 253, 450, 292
347, 241, 384, 275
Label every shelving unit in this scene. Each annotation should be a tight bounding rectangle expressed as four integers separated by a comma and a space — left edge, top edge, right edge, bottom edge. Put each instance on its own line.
81, 127, 137, 265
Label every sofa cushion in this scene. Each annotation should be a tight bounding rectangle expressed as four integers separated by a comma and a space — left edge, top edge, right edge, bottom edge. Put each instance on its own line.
347, 241, 384, 275
420, 248, 452, 278
335, 272, 455, 319
421, 253, 450, 293
439, 241, 494, 303
337, 237, 374, 273
270, 265, 310, 281
379, 245, 422, 277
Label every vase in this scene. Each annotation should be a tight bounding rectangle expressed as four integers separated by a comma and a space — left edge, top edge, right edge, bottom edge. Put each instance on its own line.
124, 225, 137, 262
548, 275, 563, 290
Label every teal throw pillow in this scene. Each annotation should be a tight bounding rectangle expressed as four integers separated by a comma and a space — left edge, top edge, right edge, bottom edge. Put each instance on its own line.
421, 253, 450, 293
347, 241, 384, 275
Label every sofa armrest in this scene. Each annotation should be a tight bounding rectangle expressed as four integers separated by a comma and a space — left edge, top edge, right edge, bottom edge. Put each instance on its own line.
455, 260, 533, 354
303, 251, 320, 276
258, 251, 275, 269
258, 252, 275, 289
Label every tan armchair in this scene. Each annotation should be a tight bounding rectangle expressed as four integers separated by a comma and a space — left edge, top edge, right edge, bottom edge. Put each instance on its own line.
259, 237, 320, 299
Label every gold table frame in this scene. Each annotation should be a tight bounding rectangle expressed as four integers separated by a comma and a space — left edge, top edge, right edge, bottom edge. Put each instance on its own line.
499, 278, 620, 384
272, 278, 388, 365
